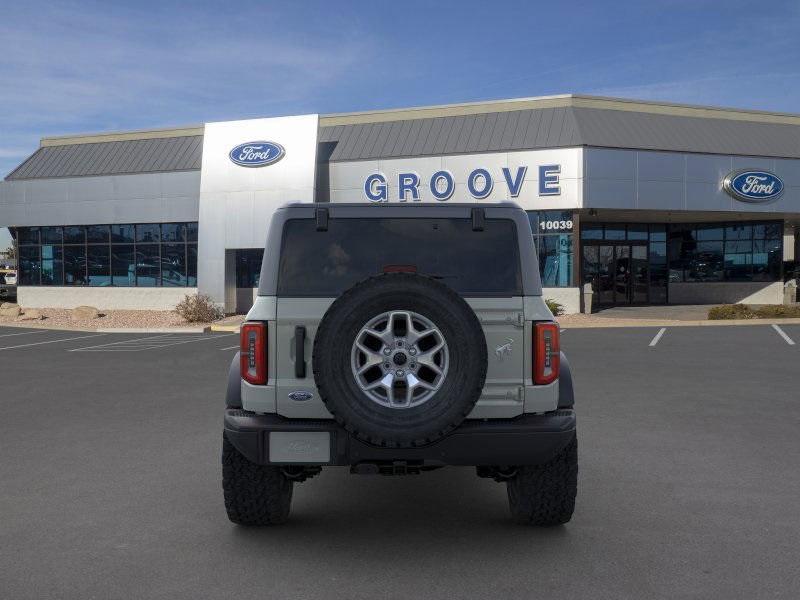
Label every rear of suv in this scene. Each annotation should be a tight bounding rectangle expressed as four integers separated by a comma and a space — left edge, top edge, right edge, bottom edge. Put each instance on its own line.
223, 202, 577, 526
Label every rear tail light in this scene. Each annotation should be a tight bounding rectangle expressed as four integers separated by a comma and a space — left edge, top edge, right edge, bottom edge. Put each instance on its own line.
533, 322, 560, 385
240, 322, 267, 385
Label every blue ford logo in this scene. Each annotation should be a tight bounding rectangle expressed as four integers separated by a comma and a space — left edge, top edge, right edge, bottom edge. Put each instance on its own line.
723, 169, 784, 203
229, 141, 285, 167
288, 391, 313, 402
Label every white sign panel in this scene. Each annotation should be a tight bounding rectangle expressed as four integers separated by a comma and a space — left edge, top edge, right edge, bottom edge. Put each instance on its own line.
197, 114, 319, 306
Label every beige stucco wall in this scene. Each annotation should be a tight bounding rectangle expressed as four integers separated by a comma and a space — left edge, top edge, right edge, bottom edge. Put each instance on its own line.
668, 281, 783, 305
17, 287, 197, 310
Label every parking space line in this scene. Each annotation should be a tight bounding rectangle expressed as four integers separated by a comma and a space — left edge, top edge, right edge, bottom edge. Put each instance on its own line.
67, 333, 174, 351
0, 330, 49, 339
0, 333, 105, 351
649, 328, 667, 347
70, 333, 235, 352
220, 345, 239, 351
771, 324, 795, 346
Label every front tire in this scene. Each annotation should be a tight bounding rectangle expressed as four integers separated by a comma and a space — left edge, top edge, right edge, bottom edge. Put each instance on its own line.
222, 433, 293, 525
507, 435, 578, 526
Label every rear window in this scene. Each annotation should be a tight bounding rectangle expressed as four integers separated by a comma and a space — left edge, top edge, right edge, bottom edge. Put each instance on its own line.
277, 218, 522, 297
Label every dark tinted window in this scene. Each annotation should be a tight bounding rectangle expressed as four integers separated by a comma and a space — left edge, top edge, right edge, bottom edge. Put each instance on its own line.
161, 244, 187, 286
86, 225, 109, 243
136, 224, 160, 243
136, 245, 160, 286
64, 226, 85, 244
112, 245, 135, 286
111, 224, 135, 243
278, 218, 522, 296
18, 227, 40, 245
41, 227, 63, 244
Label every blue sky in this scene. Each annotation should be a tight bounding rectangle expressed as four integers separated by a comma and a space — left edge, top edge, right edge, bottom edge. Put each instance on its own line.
1, 0, 800, 249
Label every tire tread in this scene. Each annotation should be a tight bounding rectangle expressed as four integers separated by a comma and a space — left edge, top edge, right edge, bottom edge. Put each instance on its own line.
222, 433, 293, 525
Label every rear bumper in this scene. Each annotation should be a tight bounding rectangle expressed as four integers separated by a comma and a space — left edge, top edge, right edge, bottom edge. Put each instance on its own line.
223, 408, 576, 467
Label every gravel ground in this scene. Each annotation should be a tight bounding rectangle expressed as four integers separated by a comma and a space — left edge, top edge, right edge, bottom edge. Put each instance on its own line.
0, 307, 245, 330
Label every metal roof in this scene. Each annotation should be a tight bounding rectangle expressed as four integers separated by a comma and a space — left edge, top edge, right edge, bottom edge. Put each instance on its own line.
320, 106, 800, 161
7, 94, 800, 180
6, 135, 203, 180
319, 107, 582, 160
570, 107, 800, 158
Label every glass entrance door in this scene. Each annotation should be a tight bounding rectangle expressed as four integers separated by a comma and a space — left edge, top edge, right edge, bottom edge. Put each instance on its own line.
583, 242, 649, 305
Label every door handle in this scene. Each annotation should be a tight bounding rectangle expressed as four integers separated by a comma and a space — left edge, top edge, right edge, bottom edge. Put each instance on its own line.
295, 326, 306, 378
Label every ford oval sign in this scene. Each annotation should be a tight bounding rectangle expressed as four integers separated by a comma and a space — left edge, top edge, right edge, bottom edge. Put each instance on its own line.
229, 141, 285, 168
723, 169, 784, 203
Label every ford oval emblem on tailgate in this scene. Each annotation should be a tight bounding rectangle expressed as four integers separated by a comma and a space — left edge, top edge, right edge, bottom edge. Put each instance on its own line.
288, 390, 313, 402
229, 141, 285, 167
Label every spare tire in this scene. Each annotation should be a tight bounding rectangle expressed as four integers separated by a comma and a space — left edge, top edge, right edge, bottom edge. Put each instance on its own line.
312, 273, 487, 448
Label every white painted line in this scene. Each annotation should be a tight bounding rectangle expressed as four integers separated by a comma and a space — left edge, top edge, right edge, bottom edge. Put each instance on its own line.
68, 333, 174, 351
220, 345, 240, 351
649, 327, 667, 347
0, 333, 105, 351
70, 333, 235, 352
771, 324, 795, 346
0, 330, 49, 339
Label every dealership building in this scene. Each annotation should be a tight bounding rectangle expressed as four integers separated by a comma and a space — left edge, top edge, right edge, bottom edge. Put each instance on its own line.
1, 94, 798, 314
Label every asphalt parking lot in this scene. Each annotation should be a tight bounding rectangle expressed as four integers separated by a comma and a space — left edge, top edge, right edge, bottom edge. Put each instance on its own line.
1, 323, 798, 599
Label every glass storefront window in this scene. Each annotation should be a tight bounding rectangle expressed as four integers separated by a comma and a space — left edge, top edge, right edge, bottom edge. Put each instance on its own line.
580, 223, 602, 240
187, 246, 198, 286
539, 235, 573, 287
86, 225, 109, 244
63, 246, 87, 285
161, 223, 186, 243
136, 224, 160, 243
13, 222, 198, 288
136, 245, 160, 286
41, 227, 63, 244
87, 245, 111, 286
162, 244, 187, 286
111, 245, 135, 287
627, 225, 648, 240
64, 226, 85, 244
111, 225, 135, 243
603, 224, 626, 240
666, 221, 782, 283
19, 246, 40, 285
41, 245, 63, 285
18, 227, 40, 245
528, 211, 574, 287
236, 249, 265, 288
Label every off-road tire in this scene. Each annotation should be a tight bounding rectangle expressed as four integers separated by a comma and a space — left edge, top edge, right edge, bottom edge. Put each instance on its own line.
313, 273, 487, 448
222, 433, 293, 525
507, 435, 578, 526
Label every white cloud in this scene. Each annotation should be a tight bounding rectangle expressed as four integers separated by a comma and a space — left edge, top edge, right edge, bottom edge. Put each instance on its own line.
0, 2, 373, 175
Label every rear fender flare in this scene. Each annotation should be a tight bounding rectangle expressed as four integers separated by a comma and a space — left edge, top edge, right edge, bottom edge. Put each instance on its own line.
558, 351, 574, 408
226, 352, 242, 409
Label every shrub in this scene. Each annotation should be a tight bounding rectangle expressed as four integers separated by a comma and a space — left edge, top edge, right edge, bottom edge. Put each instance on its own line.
754, 304, 800, 318
545, 298, 565, 316
707, 304, 758, 320
175, 294, 223, 323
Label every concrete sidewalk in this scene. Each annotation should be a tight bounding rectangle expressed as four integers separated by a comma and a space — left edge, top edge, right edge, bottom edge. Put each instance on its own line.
558, 304, 800, 328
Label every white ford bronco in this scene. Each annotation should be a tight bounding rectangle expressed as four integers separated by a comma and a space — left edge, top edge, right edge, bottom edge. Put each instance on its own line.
223, 202, 577, 526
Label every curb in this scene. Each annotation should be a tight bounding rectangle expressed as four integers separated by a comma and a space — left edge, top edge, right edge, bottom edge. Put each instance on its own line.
210, 324, 241, 332
557, 317, 800, 329
0, 321, 216, 333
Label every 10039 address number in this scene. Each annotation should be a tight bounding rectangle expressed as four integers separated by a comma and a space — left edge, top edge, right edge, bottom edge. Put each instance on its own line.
539, 220, 573, 232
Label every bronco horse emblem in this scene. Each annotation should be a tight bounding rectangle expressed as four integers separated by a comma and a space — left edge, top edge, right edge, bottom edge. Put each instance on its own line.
495, 338, 513, 361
